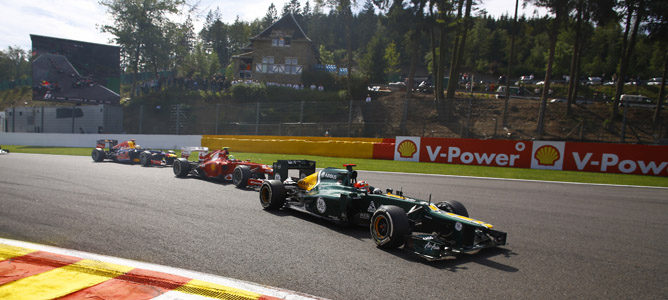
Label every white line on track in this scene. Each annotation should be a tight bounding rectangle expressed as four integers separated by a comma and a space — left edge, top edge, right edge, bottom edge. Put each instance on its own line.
0, 238, 322, 300
356, 170, 668, 190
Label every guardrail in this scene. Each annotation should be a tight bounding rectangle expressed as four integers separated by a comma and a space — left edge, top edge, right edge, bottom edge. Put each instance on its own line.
0, 133, 201, 149
4, 132, 666, 177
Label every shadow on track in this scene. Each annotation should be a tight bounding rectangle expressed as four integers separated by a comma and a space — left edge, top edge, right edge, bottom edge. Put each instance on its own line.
264, 208, 517, 271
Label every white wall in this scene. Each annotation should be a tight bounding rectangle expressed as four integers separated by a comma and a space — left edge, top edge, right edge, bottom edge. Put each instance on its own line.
0, 133, 201, 149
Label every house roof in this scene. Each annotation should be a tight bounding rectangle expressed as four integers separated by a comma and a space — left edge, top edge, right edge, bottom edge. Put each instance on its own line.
231, 51, 254, 59
251, 13, 311, 42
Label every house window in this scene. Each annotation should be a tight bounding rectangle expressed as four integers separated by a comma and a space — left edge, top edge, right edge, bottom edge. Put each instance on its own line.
285, 57, 298, 65
285, 57, 300, 74
262, 56, 274, 64
271, 37, 291, 47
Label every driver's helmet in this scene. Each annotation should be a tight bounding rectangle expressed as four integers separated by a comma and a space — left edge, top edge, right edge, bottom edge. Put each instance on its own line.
228, 155, 235, 160
127, 140, 135, 148
354, 181, 370, 191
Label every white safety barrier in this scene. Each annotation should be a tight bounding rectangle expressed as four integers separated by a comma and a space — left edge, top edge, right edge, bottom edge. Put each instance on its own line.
0, 133, 201, 149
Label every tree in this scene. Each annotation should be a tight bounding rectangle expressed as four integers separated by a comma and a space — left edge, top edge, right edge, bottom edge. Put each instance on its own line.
0, 46, 30, 82
263, 3, 278, 28
611, 0, 646, 120
319, 45, 335, 65
100, 0, 185, 95
201, 9, 231, 68
446, 0, 474, 103
360, 33, 386, 82
282, 0, 301, 16
532, 0, 570, 137
384, 41, 401, 80
644, 0, 668, 126
178, 42, 220, 79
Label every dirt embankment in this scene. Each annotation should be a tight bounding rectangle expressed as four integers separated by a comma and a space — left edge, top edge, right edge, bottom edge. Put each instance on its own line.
364, 91, 668, 144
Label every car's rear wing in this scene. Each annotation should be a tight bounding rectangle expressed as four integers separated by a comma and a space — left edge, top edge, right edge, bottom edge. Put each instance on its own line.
272, 160, 316, 181
96, 139, 118, 149
180, 147, 209, 161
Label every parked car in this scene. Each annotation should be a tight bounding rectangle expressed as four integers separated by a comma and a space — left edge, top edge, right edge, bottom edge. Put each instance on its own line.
647, 78, 663, 86
586, 77, 603, 85
619, 94, 654, 108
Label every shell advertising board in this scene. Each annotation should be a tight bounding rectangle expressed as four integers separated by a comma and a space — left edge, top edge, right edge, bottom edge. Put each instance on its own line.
395, 137, 532, 168
391, 137, 668, 177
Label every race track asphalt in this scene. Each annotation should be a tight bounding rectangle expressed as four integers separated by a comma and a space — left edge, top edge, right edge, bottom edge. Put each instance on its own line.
1, 153, 666, 299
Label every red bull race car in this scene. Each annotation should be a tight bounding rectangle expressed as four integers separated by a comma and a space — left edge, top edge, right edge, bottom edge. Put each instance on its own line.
91, 139, 142, 163
172, 147, 273, 188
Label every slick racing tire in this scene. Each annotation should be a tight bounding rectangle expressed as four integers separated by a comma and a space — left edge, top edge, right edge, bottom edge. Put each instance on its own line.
370, 205, 409, 249
259, 180, 286, 210
435, 200, 469, 217
91, 148, 105, 162
140, 152, 151, 167
173, 158, 191, 177
232, 165, 251, 188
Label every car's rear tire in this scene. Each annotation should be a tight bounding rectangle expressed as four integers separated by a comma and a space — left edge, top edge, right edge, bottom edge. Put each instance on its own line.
259, 180, 286, 210
370, 205, 409, 249
92, 148, 104, 162
173, 158, 191, 177
232, 165, 251, 188
140, 151, 151, 167
435, 200, 469, 217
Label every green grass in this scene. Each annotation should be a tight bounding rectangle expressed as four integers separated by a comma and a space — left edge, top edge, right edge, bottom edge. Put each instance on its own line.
5, 145, 667, 187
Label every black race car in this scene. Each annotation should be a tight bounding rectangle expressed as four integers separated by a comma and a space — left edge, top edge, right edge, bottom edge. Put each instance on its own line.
260, 161, 507, 260
139, 150, 177, 167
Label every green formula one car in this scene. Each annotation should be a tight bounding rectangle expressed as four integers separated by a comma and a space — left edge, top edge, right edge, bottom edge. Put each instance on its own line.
260, 161, 507, 261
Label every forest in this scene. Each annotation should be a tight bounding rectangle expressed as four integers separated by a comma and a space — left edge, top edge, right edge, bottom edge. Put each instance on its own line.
0, 0, 666, 137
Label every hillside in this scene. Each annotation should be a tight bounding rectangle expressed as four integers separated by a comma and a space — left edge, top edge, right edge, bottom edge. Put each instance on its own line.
365, 91, 667, 144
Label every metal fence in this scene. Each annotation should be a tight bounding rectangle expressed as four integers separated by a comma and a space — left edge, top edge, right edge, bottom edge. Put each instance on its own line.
123, 100, 375, 137
8, 96, 664, 144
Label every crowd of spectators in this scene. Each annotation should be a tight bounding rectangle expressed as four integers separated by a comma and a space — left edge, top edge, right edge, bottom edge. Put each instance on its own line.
231, 80, 326, 91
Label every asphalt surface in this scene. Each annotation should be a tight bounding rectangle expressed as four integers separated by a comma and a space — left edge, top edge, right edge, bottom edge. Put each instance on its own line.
1, 153, 666, 299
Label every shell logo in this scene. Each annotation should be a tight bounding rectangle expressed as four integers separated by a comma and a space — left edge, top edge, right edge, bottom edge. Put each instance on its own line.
398, 140, 418, 158
534, 145, 560, 166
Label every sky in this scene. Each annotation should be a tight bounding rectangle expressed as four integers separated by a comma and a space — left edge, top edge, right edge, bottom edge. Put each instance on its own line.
0, 0, 546, 51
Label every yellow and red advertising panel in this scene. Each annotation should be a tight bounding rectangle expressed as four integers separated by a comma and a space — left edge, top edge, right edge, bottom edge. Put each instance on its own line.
392, 137, 532, 168
563, 142, 667, 176
390, 137, 667, 176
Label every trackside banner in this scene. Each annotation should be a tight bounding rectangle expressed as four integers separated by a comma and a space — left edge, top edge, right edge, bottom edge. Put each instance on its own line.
393, 137, 668, 177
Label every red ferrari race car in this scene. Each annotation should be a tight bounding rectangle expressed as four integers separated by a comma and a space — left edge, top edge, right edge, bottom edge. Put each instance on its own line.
172, 147, 273, 188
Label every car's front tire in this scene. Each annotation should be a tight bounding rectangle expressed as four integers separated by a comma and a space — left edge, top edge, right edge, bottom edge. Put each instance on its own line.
259, 180, 286, 210
370, 205, 409, 249
435, 200, 469, 217
173, 158, 191, 177
140, 151, 151, 167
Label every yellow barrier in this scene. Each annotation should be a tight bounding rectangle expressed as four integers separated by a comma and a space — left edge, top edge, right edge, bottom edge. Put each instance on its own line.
201, 135, 380, 159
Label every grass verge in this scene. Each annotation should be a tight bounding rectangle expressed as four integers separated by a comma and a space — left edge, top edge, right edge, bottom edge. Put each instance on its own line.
3, 145, 667, 187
